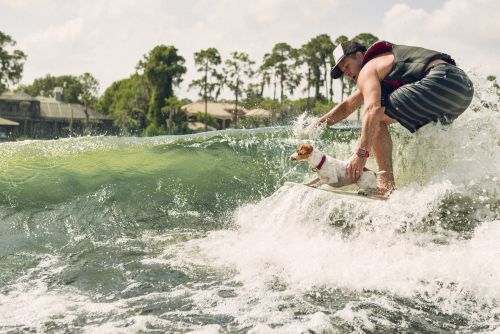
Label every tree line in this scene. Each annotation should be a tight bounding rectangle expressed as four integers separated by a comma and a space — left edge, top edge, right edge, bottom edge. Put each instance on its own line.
1, 30, 382, 135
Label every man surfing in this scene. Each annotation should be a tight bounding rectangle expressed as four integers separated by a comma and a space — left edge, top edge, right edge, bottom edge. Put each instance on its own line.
315, 40, 474, 196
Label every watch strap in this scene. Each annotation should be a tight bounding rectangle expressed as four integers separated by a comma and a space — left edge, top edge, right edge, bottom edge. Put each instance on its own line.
356, 147, 369, 158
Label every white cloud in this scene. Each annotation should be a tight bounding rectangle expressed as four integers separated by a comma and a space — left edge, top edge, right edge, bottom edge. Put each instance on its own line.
23, 18, 84, 46
19, 0, 181, 92
14, 0, 498, 101
169, 0, 342, 98
0, 0, 55, 10
17, 0, 342, 98
380, 0, 500, 77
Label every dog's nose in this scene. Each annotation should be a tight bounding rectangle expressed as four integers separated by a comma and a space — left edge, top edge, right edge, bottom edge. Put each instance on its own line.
290, 154, 297, 161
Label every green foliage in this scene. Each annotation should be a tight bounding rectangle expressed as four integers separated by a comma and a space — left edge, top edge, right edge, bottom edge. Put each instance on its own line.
224, 51, 255, 125
311, 99, 335, 116
97, 74, 149, 135
334, 35, 349, 45
190, 47, 223, 130
300, 34, 334, 100
256, 57, 273, 99
195, 112, 219, 129
286, 97, 309, 115
238, 116, 266, 129
225, 52, 255, 96
262, 42, 302, 103
250, 97, 335, 122
144, 123, 165, 137
0, 31, 26, 93
241, 83, 265, 109
162, 96, 189, 135
352, 33, 379, 48
189, 47, 222, 100
89, 32, 381, 136
79, 72, 99, 115
98, 44, 190, 137
138, 45, 187, 129
260, 98, 281, 112
22, 74, 96, 104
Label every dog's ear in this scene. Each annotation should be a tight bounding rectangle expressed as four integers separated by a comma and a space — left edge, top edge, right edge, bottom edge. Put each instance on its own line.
300, 143, 313, 155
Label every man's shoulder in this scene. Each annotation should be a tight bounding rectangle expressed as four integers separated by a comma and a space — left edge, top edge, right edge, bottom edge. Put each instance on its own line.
362, 54, 394, 80
366, 52, 394, 65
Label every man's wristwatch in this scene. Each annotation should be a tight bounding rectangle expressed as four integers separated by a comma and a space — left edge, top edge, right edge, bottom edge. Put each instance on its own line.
355, 147, 369, 158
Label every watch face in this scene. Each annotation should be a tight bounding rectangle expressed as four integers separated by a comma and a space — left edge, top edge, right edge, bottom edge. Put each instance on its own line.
357, 149, 368, 158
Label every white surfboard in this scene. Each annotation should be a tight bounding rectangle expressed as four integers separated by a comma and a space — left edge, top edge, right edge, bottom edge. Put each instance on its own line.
284, 181, 384, 201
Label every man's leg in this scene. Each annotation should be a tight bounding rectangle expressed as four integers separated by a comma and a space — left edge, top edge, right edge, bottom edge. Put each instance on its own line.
371, 118, 396, 193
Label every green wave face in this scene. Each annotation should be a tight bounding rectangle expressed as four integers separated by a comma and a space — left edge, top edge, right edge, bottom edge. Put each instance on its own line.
0, 130, 298, 249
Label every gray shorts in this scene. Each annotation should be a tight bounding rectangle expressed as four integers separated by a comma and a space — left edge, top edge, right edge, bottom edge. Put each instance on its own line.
384, 63, 474, 133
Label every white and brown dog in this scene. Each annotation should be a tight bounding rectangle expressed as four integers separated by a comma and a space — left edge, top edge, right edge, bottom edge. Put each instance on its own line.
290, 143, 384, 194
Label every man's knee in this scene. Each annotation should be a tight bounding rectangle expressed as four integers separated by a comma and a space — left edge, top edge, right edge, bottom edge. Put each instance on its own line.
381, 113, 397, 125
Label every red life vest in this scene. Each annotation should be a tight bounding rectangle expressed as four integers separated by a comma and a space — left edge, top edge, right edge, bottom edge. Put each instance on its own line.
360, 41, 456, 94
361, 41, 403, 93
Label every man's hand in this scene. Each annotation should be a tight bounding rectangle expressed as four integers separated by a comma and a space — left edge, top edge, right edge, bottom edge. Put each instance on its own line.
346, 155, 367, 182
306, 118, 321, 130
297, 118, 324, 139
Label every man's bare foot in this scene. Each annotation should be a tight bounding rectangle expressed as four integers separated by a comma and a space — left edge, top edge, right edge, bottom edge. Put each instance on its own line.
358, 188, 390, 199
357, 189, 369, 196
369, 187, 395, 199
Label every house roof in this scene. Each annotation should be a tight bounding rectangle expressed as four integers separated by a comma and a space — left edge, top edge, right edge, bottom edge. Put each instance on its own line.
0, 117, 19, 126
38, 98, 109, 121
1, 91, 110, 121
0, 91, 37, 102
31, 96, 108, 121
182, 102, 247, 120
245, 108, 272, 118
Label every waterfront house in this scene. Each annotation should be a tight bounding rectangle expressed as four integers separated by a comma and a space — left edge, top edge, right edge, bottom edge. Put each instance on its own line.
0, 90, 112, 139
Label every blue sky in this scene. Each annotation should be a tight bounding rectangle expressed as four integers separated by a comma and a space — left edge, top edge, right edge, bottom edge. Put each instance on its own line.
1, 0, 498, 100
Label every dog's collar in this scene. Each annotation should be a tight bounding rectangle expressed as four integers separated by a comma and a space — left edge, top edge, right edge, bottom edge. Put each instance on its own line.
312, 155, 326, 172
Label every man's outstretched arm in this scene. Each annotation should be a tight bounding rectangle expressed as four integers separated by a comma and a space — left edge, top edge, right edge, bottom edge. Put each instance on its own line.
318, 89, 364, 125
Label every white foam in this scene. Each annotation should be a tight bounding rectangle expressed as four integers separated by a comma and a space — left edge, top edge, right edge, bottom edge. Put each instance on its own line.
188, 324, 224, 334
248, 312, 335, 334
0, 256, 125, 331
292, 112, 325, 140
202, 183, 499, 294
184, 87, 500, 329
177, 181, 497, 331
